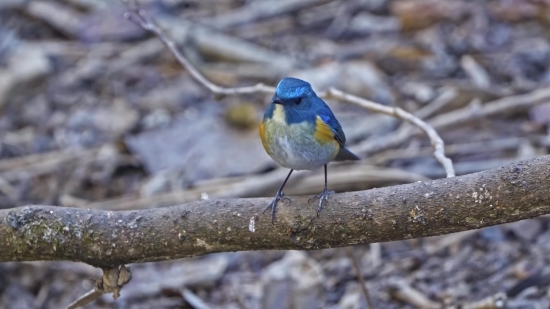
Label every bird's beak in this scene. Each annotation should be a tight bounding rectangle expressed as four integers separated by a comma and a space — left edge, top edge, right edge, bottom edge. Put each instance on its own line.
272, 96, 282, 104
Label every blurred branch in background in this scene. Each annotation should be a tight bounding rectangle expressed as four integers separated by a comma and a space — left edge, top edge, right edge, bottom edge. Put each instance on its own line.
347, 246, 374, 309
356, 86, 550, 159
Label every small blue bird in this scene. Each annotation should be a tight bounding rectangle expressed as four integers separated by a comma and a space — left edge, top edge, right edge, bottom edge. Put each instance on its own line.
259, 77, 360, 222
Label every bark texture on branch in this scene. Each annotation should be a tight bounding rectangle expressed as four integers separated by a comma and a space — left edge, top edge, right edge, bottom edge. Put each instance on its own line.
2, 156, 550, 267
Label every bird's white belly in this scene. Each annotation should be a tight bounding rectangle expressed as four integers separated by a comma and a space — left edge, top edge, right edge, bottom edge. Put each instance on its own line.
269, 133, 337, 171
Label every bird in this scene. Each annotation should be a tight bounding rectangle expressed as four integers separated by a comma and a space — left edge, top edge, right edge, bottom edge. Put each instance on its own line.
259, 77, 360, 222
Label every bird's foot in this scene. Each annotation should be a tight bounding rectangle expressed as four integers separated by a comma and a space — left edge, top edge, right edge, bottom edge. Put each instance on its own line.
308, 188, 335, 216
263, 191, 291, 223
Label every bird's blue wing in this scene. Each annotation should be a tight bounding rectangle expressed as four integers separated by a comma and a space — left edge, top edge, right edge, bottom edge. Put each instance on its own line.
315, 99, 346, 146
317, 103, 361, 161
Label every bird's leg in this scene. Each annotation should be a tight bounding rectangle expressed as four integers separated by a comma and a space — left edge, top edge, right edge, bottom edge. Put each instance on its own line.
264, 169, 293, 223
309, 165, 335, 216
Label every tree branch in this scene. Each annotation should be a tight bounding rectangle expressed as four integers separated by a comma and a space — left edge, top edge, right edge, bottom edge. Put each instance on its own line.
347, 246, 374, 309
2, 156, 549, 267
65, 266, 132, 309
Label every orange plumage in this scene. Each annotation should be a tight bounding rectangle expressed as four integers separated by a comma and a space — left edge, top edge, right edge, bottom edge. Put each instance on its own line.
314, 116, 338, 146
259, 121, 269, 153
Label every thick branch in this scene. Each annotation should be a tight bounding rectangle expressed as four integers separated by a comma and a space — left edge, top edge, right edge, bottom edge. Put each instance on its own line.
2, 156, 549, 267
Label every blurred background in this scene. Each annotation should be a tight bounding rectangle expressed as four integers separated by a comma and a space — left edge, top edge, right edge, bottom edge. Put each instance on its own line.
2, 0, 550, 308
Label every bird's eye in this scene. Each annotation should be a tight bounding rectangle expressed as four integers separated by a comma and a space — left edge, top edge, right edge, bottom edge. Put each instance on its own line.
295, 98, 302, 105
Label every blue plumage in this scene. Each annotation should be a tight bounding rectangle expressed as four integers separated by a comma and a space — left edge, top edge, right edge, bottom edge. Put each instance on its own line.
314, 98, 346, 146
275, 78, 312, 99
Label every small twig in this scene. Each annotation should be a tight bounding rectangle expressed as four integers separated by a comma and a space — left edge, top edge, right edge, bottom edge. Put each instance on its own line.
429, 87, 550, 128
124, 9, 275, 97
388, 279, 440, 309
355, 86, 550, 168
414, 87, 458, 120
65, 266, 132, 309
346, 247, 374, 309
448, 292, 507, 309
84, 164, 427, 211
322, 88, 455, 177
369, 136, 530, 166
369, 243, 382, 268
425, 230, 477, 255
182, 288, 212, 309
460, 55, 491, 89
66, 290, 103, 309
123, 7, 455, 178
0, 148, 99, 181
205, 0, 331, 29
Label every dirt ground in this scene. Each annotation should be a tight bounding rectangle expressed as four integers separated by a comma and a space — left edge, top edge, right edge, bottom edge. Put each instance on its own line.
2, 0, 550, 308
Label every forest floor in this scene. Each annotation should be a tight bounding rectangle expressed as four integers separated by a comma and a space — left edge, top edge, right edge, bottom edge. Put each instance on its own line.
2, 0, 550, 308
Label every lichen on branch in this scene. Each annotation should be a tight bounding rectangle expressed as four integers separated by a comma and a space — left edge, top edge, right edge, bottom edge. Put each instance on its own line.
2, 156, 550, 267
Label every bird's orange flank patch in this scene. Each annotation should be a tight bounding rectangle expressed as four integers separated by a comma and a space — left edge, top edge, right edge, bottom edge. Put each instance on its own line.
259, 121, 269, 152
314, 116, 335, 144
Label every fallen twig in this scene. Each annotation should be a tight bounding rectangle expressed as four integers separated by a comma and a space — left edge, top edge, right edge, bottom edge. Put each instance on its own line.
356, 87, 550, 161
388, 279, 440, 309
66, 266, 132, 309
448, 292, 507, 309
181, 288, 211, 309
84, 164, 427, 211
346, 247, 374, 309
204, 0, 332, 29
429, 87, 550, 128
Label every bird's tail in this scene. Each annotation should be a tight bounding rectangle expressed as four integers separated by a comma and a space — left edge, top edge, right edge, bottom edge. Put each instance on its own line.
334, 146, 360, 161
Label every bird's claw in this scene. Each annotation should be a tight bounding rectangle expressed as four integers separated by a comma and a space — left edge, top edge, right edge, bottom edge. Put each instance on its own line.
308, 188, 335, 216
264, 191, 291, 223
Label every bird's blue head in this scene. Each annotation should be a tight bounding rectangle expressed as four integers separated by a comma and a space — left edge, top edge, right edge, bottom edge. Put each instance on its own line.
272, 77, 317, 111
263, 77, 322, 124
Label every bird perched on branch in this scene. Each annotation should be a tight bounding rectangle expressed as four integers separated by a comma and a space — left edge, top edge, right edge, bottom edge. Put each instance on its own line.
259, 77, 360, 222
